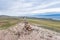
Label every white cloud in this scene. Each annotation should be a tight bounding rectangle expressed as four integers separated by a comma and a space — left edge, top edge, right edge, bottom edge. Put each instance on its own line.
34, 1, 60, 9
0, 0, 60, 16
31, 8, 60, 13
22, 1, 60, 12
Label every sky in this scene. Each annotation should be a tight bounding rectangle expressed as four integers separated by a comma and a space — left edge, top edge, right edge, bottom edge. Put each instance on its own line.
0, 0, 60, 16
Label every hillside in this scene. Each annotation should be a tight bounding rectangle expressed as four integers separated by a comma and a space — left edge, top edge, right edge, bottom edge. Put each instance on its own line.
0, 23, 60, 40
0, 15, 60, 40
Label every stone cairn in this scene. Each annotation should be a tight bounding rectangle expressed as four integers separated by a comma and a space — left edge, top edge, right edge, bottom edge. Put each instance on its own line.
14, 17, 33, 38
21, 17, 33, 35
24, 21, 32, 31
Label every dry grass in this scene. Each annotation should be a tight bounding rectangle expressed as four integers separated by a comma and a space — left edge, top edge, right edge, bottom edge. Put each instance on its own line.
0, 19, 20, 29
27, 19, 60, 32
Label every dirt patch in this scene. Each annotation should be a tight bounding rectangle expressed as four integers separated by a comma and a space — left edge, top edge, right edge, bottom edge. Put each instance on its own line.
0, 23, 60, 40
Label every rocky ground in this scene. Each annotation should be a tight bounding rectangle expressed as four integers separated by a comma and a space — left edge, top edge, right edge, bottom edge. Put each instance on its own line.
0, 23, 60, 40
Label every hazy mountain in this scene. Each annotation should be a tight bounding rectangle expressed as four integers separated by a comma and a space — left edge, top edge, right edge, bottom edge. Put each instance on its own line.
33, 12, 60, 20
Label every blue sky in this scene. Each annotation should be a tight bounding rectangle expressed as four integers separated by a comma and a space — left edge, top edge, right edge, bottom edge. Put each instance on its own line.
0, 0, 60, 16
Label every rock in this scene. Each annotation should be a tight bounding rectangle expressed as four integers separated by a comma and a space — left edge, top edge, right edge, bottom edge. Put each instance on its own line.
0, 23, 60, 40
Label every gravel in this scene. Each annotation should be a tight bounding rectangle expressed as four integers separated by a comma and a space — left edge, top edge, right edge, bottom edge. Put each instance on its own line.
0, 23, 60, 40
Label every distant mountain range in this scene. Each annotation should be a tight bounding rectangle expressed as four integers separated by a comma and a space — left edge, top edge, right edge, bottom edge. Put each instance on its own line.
0, 12, 60, 20
33, 12, 60, 20
34, 12, 60, 16
36, 14, 60, 16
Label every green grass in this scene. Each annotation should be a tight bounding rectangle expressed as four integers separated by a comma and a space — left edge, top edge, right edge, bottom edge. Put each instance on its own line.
0, 18, 20, 30
0, 17, 60, 32
27, 19, 60, 32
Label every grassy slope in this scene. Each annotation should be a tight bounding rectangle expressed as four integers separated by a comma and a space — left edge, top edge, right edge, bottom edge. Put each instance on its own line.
0, 18, 20, 30
28, 19, 60, 32
0, 16, 60, 32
